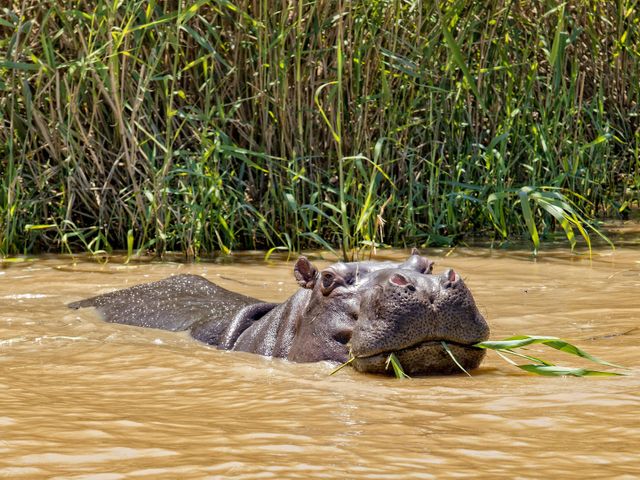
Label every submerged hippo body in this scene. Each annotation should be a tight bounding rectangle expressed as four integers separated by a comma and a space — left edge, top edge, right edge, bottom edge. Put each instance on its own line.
69, 251, 490, 375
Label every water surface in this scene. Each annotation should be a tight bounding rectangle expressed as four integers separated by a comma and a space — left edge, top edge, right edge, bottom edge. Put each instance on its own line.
1, 248, 638, 479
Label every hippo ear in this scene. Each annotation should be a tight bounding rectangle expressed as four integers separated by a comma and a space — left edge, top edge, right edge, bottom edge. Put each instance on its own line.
405, 249, 435, 274
294, 257, 318, 289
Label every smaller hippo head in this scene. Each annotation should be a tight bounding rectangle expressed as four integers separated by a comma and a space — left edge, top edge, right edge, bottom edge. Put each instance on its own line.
288, 251, 489, 376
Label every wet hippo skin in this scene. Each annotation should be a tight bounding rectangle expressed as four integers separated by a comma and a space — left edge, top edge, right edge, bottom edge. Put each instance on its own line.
69, 251, 490, 375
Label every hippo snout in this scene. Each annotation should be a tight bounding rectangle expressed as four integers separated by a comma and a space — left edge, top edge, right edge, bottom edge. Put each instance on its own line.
349, 268, 489, 375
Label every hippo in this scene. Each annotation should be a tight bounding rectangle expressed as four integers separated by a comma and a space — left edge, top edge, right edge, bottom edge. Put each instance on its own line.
68, 251, 490, 375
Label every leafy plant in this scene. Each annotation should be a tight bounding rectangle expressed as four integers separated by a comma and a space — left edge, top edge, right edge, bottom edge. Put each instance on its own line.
473, 335, 625, 377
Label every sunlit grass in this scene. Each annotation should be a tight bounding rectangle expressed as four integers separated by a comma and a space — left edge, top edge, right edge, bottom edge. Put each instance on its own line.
1, 1, 638, 258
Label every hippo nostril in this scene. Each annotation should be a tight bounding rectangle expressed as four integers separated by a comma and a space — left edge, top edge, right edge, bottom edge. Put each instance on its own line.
442, 269, 459, 289
333, 330, 352, 345
447, 269, 457, 282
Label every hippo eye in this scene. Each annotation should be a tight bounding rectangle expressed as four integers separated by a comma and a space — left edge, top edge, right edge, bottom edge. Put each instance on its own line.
320, 270, 349, 295
322, 272, 334, 289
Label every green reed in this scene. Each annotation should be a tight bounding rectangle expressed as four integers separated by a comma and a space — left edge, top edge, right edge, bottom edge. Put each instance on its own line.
1, 1, 638, 258
472, 335, 625, 377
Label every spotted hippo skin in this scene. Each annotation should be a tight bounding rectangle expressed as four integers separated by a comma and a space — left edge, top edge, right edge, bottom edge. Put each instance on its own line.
69, 251, 490, 375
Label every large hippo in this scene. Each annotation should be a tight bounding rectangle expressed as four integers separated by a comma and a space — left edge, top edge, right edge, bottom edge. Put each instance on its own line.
69, 251, 490, 375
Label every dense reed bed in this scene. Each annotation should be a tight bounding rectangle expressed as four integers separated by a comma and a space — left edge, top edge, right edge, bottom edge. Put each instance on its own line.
1, 1, 638, 258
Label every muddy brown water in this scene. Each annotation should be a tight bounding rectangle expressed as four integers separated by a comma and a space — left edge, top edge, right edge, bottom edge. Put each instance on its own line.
0, 248, 638, 479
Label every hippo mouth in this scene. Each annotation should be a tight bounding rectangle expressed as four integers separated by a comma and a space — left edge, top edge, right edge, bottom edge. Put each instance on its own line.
350, 339, 486, 376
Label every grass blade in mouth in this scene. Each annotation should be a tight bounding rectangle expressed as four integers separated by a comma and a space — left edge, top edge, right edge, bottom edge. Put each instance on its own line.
474, 335, 624, 368
517, 365, 624, 377
474, 335, 626, 377
540, 339, 625, 369
329, 356, 355, 376
490, 347, 555, 366
330, 336, 625, 378
385, 353, 410, 379
441, 341, 472, 377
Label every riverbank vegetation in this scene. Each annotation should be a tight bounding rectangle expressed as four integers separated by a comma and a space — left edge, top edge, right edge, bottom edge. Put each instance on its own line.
1, 1, 638, 259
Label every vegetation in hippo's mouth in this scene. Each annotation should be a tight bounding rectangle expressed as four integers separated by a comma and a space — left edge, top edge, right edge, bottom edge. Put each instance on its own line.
331, 335, 626, 378
466, 335, 625, 377
441, 341, 472, 377
329, 352, 409, 378
329, 356, 355, 376
385, 353, 409, 379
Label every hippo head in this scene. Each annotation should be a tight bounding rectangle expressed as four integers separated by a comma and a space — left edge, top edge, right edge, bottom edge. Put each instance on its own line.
289, 252, 489, 376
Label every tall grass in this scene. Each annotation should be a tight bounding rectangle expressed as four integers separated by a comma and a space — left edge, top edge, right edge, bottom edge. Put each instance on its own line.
1, 0, 638, 258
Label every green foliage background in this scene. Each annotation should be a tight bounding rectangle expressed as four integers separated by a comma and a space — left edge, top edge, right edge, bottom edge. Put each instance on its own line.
1, 0, 638, 258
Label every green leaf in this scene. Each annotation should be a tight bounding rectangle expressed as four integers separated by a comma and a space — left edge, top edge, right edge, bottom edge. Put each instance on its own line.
517, 187, 539, 252
125, 229, 134, 264
25, 224, 57, 231
264, 246, 290, 261
441, 341, 472, 376
329, 356, 355, 376
517, 365, 624, 377
440, 23, 482, 106
475, 335, 623, 368
580, 133, 611, 152
542, 340, 624, 369
386, 353, 410, 378
495, 348, 555, 366
548, 4, 565, 69
0, 61, 41, 71
475, 335, 563, 350
314, 81, 340, 143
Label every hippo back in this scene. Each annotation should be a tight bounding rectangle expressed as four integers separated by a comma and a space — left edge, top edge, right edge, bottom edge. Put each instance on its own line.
68, 274, 275, 345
